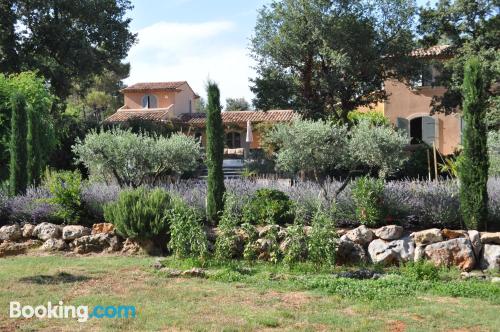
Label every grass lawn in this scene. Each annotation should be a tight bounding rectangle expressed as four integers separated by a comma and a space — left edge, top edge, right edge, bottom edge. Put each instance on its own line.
0, 255, 499, 331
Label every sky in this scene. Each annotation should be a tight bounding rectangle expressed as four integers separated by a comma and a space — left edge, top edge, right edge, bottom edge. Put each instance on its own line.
125, 0, 432, 105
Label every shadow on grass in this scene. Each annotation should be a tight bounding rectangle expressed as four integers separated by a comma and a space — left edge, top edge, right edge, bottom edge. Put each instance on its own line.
19, 272, 90, 285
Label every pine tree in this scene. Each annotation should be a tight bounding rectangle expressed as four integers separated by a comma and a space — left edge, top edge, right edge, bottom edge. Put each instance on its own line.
205, 81, 225, 223
9, 92, 28, 195
459, 57, 489, 230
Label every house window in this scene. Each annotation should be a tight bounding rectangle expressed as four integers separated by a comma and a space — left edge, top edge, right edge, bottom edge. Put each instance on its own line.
397, 116, 439, 146
225, 132, 241, 149
141, 95, 158, 108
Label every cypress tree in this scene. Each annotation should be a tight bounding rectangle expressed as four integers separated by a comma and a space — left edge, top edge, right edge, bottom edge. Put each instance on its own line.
27, 106, 43, 185
459, 57, 489, 230
9, 92, 28, 195
205, 81, 225, 223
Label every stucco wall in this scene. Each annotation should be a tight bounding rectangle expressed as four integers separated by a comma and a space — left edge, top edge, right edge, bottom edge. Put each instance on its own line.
123, 90, 176, 109
384, 79, 461, 155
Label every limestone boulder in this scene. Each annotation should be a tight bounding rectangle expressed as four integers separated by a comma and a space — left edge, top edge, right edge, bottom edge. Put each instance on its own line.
368, 237, 415, 265
467, 230, 482, 258
121, 238, 156, 255
374, 225, 403, 240
22, 224, 36, 238
41, 238, 69, 251
480, 232, 500, 245
344, 225, 374, 246
414, 245, 426, 262
0, 224, 22, 241
336, 238, 368, 265
62, 225, 91, 241
33, 223, 61, 241
411, 228, 442, 246
71, 233, 121, 254
424, 238, 475, 271
91, 223, 115, 235
0, 240, 42, 257
442, 229, 467, 240
480, 244, 500, 271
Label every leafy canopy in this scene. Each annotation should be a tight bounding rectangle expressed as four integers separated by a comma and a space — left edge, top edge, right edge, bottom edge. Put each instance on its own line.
250, 0, 418, 122
72, 128, 201, 187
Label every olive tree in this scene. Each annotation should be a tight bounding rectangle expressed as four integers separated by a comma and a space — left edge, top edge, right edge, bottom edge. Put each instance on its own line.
72, 128, 201, 187
349, 120, 409, 179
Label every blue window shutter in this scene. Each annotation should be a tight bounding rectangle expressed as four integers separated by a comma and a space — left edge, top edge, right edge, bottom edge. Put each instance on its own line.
422, 116, 437, 145
396, 117, 409, 137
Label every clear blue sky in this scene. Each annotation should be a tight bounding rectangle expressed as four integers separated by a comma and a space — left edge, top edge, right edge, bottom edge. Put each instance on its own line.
125, 0, 434, 104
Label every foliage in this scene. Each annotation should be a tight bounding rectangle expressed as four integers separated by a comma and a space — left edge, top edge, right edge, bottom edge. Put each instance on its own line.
459, 57, 489, 231
488, 130, 500, 177
349, 120, 409, 178
0, 72, 56, 184
242, 188, 294, 225
205, 81, 225, 223
400, 261, 439, 282
168, 197, 208, 260
1, 0, 137, 100
225, 98, 251, 112
282, 223, 307, 265
104, 187, 171, 247
8, 92, 28, 195
250, 0, 418, 121
73, 128, 201, 187
5, 186, 59, 224
265, 119, 349, 180
418, 0, 499, 118
44, 170, 83, 224
307, 209, 337, 266
81, 183, 120, 223
348, 110, 390, 127
352, 176, 386, 227
215, 193, 244, 260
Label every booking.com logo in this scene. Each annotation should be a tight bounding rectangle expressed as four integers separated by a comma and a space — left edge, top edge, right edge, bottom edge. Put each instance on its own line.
10, 301, 136, 323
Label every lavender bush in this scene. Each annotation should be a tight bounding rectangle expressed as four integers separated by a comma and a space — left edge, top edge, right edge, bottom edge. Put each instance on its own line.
81, 183, 121, 221
6, 187, 60, 224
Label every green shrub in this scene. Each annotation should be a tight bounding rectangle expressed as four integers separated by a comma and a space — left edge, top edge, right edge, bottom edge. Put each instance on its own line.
215, 193, 243, 260
104, 187, 171, 247
45, 169, 83, 224
241, 223, 259, 261
307, 209, 337, 266
282, 223, 307, 265
168, 197, 208, 259
400, 261, 440, 282
242, 188, 294, 225
352, 176, 386, 227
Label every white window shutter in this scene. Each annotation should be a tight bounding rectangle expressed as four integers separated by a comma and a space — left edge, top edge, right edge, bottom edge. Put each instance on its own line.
422, 116, 437, 145
396, 117, 409, 137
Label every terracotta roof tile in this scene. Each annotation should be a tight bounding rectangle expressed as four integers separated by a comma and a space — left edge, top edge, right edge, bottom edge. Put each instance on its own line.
104, 110, 172, 123
410, 45, 452, 58
180, 110, 297, 126
121, 81, 186, 92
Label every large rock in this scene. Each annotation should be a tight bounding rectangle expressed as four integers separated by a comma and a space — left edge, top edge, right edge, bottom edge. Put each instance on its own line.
0, 224, 22, 241
480, 244, 500, 270
91, 223, 115, 235
412, 228, 442, 246
71, 233, 121, 254
22, 224, 35, 238
62, 225, 91, 241
41, 238, 69, 251
468, 230, 482, 258
414, 245, 426, 262
480, 232, 500, 245
0, 240, 42, 257
368, 237, 415, 265
337, 238, 368, 264
121, 238, 157, 255
374, 225, 403, 240
424, 238, 476, 271
442, 229, 467, 240
344, 225, 374, 245
33, 223, 61, 241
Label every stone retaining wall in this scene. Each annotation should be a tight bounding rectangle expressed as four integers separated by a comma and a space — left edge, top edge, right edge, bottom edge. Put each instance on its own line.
1, 222, 499, 271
